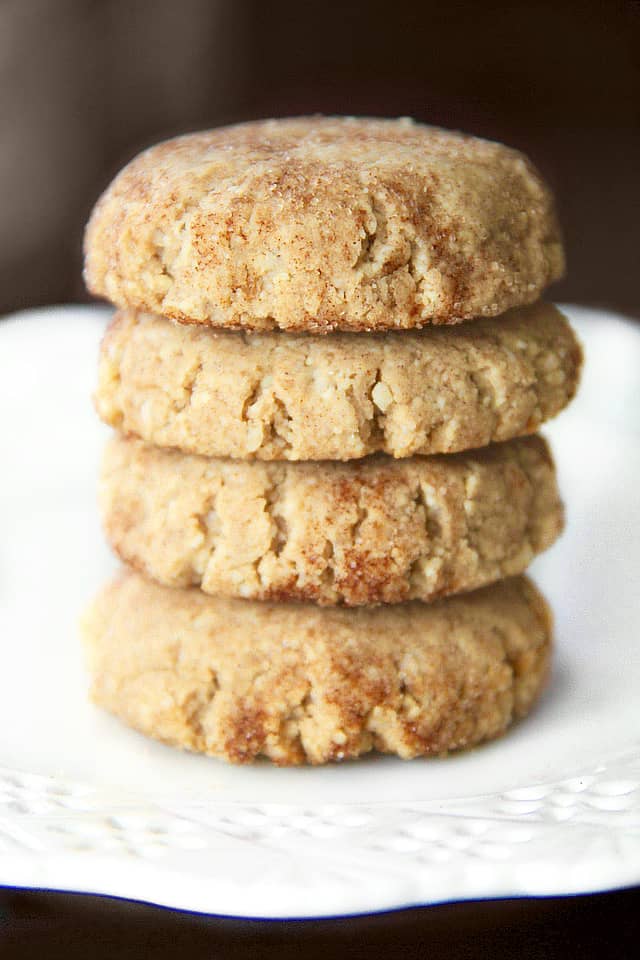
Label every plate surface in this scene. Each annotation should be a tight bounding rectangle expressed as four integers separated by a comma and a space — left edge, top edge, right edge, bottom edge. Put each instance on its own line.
0, 304, 638, 918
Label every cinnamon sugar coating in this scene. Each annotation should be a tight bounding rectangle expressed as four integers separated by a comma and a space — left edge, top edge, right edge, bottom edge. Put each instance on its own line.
85, 117, 563, 332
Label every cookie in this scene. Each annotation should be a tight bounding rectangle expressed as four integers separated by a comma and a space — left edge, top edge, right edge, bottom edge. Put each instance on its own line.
84, 117, 563, 332
100, 434, 563, 606
83, 571, 552, 765
96, 302, 581, 461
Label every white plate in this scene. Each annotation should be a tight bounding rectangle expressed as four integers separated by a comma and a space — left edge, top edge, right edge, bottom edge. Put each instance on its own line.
0, 304, 638, 918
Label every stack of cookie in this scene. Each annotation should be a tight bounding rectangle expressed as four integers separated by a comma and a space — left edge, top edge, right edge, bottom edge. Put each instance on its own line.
82, 118, 581, 765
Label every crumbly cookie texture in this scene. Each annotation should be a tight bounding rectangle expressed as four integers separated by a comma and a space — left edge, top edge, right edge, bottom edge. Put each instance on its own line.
100, 435, 563, 606
84, 117, 563, 332
97, 302, 581, 461
83, 571, 552, 766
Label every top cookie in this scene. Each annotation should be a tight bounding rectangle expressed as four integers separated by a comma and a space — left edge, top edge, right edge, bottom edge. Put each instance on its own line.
84, 117, 564, 332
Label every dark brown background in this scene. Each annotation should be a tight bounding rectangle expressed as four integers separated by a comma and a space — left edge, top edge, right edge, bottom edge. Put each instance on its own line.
1, 0, 638, 955
1, 0, 639, 317
2, 887, 638, 959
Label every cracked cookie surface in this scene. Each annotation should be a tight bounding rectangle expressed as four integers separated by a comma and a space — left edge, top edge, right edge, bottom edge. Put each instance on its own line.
96, 302, 581, 461
83, 571, 552, 765
84, 117, 563, 332
100, 435, 563, 606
